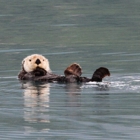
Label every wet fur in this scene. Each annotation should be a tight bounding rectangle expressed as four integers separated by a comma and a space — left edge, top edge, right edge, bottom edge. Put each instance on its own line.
18, 54, 110, 83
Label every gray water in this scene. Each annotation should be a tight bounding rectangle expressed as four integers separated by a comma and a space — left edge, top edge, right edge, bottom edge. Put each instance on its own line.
0, 0, 140, 140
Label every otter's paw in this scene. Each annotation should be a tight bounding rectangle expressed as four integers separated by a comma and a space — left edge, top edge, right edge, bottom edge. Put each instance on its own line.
64, 63, 82, 77
31, 67, 47, 77
92, 67, 110, 82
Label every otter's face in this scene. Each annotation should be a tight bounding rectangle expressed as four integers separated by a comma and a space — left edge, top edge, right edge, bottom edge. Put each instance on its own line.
22, 54, 51, 72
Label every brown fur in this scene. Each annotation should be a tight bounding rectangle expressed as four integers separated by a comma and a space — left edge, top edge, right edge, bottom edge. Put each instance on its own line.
64, 63, 82, 77
18, 54, 110, 83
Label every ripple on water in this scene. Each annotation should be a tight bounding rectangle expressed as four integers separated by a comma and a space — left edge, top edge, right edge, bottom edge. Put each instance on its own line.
80, 74, 140, 93
0, 49, 34, 53
109, 75, 140, 92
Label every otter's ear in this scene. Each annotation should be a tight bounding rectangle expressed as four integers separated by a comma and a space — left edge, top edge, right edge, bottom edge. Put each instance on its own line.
64, 63, 82, 77
22, 60, 25, 64
21, 60, 25, 71
91, 67, 110, 82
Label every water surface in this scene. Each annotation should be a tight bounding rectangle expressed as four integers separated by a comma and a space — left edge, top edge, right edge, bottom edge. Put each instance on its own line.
0, 1, 140, 140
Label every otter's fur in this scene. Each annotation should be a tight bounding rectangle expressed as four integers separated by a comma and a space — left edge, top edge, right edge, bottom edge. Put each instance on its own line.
22, 54, 51, 73
18, 54, 110, 83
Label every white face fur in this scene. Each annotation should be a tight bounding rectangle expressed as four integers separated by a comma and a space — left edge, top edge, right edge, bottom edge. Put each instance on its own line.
22, 54, 51, 73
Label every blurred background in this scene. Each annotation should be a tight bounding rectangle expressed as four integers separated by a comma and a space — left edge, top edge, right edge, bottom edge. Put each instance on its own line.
0, 0, 140, 76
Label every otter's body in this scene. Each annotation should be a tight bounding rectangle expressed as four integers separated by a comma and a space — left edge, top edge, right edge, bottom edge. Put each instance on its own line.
18, 67, 90, 83
18, 54, 110, 83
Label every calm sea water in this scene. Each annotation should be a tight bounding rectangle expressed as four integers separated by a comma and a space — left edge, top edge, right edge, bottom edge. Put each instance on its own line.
0, 0, 140, 140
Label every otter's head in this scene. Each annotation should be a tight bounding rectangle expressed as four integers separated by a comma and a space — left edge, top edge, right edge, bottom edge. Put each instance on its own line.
22, 54, 51, 73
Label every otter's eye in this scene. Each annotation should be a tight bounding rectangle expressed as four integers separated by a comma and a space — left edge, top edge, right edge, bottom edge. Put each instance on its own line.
29, 59, 31, 62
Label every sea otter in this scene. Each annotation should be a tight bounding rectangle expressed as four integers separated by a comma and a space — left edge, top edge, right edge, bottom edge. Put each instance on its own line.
18, 54, 110, 83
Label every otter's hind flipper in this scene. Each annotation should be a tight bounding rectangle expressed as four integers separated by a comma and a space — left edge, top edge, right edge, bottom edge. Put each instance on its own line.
64, 63, 82, 77
91, 67, 110, 82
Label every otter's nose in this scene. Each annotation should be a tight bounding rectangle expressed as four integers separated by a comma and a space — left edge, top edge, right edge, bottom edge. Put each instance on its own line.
35, 59, 41, 65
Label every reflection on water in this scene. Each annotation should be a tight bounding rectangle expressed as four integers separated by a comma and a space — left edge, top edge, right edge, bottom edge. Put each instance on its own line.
22, 81, 50, 123
93, 93, 110, 115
